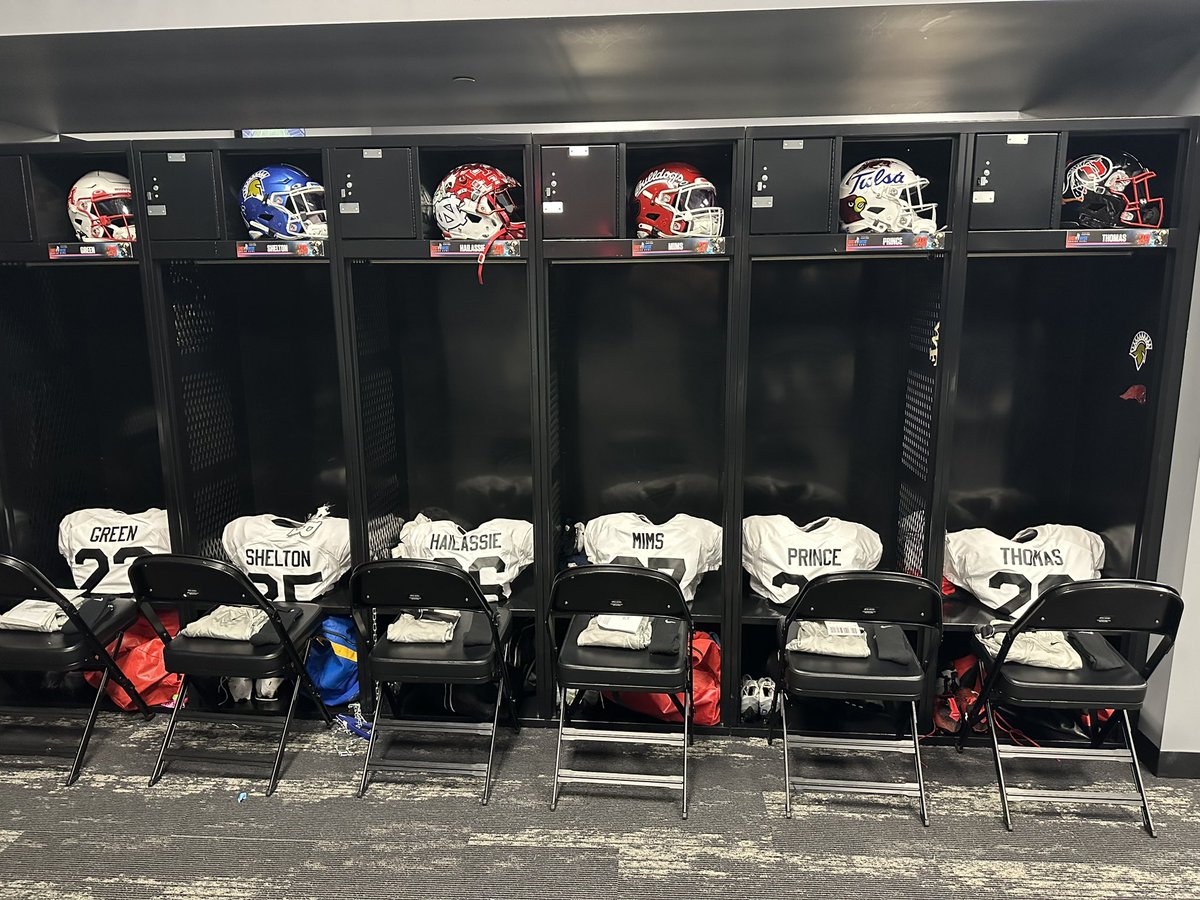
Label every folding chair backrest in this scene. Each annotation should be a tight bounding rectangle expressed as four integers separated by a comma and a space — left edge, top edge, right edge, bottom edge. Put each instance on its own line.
787, 571, 943, 632
128, 553, 267, 614
549, 565, 692, 624
1018, 579, 1183, 639
0, 554, 63, 608
350, 559, 491, 614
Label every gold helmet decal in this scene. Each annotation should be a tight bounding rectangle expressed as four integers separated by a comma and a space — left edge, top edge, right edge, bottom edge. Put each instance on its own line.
1129, 331, 1153, 371
243, 170, 269, 201
852, 195, 866, 214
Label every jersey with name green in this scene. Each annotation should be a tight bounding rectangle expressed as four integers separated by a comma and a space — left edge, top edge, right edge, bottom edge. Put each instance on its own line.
57, 507, 172, 594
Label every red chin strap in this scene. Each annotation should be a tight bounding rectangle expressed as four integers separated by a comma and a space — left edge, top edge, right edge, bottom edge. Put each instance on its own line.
476, 216, 526, 284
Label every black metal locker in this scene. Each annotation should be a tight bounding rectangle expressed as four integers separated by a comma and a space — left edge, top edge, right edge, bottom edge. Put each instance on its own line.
140, 150, 221, 240
969, 133, 1060, 230
749, 138, 834, 234
541, 145, 619, 239
0, 156, 32, 242
330, 147, 415, 240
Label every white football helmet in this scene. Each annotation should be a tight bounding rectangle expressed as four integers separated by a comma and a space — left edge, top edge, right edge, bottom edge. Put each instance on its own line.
839, 158, 939, 234
67, 170, 136, 242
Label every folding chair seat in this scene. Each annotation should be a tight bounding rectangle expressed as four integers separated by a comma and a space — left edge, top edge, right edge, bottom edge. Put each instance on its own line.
351, 559, 519, 804
547, 565, 695, 819
959, 579, 1183, 836
771, 571, 941, 825
129, 554, 333, 797
0, 554, 153, 785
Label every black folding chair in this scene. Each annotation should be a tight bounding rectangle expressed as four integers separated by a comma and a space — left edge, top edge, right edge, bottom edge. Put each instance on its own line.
0, 554, 153, 784
769, 571, 941, 824
958, 578, 1183, 836
128, 554, 333, 796
350, 559, 519, 804
547, 565, 695, 819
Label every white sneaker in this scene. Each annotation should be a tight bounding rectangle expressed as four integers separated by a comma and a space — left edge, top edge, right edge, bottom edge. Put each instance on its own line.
254, 677, 286, 701
757, 677, 777, 719
227, 677, 252, 703
740, 675, 762, 721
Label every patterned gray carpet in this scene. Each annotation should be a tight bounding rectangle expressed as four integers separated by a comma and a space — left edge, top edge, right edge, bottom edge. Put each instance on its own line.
0, 710, 1197, 899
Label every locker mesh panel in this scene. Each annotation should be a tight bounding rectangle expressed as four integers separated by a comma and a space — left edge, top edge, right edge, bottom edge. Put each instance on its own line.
896, 481, 926, 576
181, 371, 239, 471
909, 302, 939, 357
194, 475, 241, 562
352, 263, 403, 558
900, 370, 934, 481
165, 261, 253, 555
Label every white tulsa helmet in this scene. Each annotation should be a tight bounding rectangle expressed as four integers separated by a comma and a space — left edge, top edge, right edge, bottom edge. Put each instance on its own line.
67, 170, 136, 242
839, 158, 939, 234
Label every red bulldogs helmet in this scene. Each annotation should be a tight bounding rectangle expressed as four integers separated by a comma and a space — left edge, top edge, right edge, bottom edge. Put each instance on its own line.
631, 162, 725, 238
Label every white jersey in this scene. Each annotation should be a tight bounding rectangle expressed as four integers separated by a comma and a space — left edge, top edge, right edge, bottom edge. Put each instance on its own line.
221, 508, 351, 602
944, 524, 1105, 619
57, 507, 172, 594
581, 513, 722, 603
743, 515, 883, 605
392, 514, 534, 601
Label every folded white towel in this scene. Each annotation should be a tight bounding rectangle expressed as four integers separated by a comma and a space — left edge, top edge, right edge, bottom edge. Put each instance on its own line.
577, 615, 652, 650
594, 614, 649, 634
386, 609, 462, 644
978, 624, 1082, 670
786, 620, 870, 658
0, 596, 82, 633
180, 605, 269, 641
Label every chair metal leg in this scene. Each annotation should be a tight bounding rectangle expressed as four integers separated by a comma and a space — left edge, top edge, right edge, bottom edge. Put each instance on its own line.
1121, 710, 1156, 837
500, 655, 522, 732
681, 689, 691, 820
765, 679, 780, 746
149, 675, 188, 787
985, 700, 1013, 831
780, 692, 793, 819
356, 682, 385, 798
67, 663, 112, 786
296, 641, 334, 727
265, 672, 304, 797
910, 701, 929, 826
481, 678, 505, 806
95, 631, 154, 720
551, 685, 566, 811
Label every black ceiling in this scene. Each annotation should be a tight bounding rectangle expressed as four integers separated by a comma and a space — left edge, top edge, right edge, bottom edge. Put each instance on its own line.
2, 1, 1198, 134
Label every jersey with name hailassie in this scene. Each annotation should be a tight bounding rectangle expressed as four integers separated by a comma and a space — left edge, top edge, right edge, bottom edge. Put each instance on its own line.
391, 514, 534, 601
944, 524, 1105, 619
742, 515, 883, 605
221, 511, 352, 602
57, 507, 173, 594
581, 513, 722, 603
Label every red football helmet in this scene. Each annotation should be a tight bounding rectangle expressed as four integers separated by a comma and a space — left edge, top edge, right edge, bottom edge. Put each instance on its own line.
1063, 153, 1164, 228
631, 162, 724, 238
432, 163, 526, 242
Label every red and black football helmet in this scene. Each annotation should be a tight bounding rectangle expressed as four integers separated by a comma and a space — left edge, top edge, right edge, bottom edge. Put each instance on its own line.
1063, 153, 1164, 228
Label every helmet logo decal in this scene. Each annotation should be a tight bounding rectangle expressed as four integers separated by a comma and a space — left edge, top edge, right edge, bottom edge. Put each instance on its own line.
848, 166, 906, 193
1129, 331, 1153, 371
243, 170, 269, 201
852, 196, 866, 214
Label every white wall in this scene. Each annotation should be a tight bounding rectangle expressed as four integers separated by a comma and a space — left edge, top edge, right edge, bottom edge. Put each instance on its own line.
1141, 76, 1200, 753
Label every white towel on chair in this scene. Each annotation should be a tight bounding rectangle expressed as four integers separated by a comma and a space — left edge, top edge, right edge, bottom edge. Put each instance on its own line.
977, 624, 1082, 670
577, 615, 652, 650
594, 614, 649, 634
0, 593, 85, 633
386, 610, 462, 644
786, 620, 870, 658
179, 605, 268, 641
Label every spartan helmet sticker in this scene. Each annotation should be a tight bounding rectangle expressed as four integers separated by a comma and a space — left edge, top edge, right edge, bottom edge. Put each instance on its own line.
1129, 331, 1153, 371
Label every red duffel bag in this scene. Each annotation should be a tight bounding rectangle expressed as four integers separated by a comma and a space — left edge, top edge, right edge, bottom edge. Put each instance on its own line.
605, 631, 722, 726
85, 609, 182, 710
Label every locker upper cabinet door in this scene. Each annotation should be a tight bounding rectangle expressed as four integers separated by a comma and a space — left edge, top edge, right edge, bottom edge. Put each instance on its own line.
541, 145, 618, 239
750, 138, 834, 234
331, 147, 414, 240
140, 151, 221, 240
969, 133, 1060, 230
0, 156, 32, 242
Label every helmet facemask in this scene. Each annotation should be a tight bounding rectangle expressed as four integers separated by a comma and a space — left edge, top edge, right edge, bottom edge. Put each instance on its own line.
273, 183, 327, 238
659, 182, 724, 237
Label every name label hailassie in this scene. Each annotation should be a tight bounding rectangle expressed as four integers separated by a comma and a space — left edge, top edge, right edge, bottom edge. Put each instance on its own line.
427, 532, 503, 552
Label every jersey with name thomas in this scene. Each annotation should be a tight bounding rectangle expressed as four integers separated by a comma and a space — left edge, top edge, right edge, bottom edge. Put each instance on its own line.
742, 515, 883, 605
221, 511, 351, 602
582, 513, 722, 603
57, 507, 172, 594
391, 514, 534, 601
944, 524, 1105, 619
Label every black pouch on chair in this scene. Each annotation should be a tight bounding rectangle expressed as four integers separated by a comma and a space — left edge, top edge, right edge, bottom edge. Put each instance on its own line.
62, 596, 118, 635
1069, 631, 1125, 671
874, 624, 912, 665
